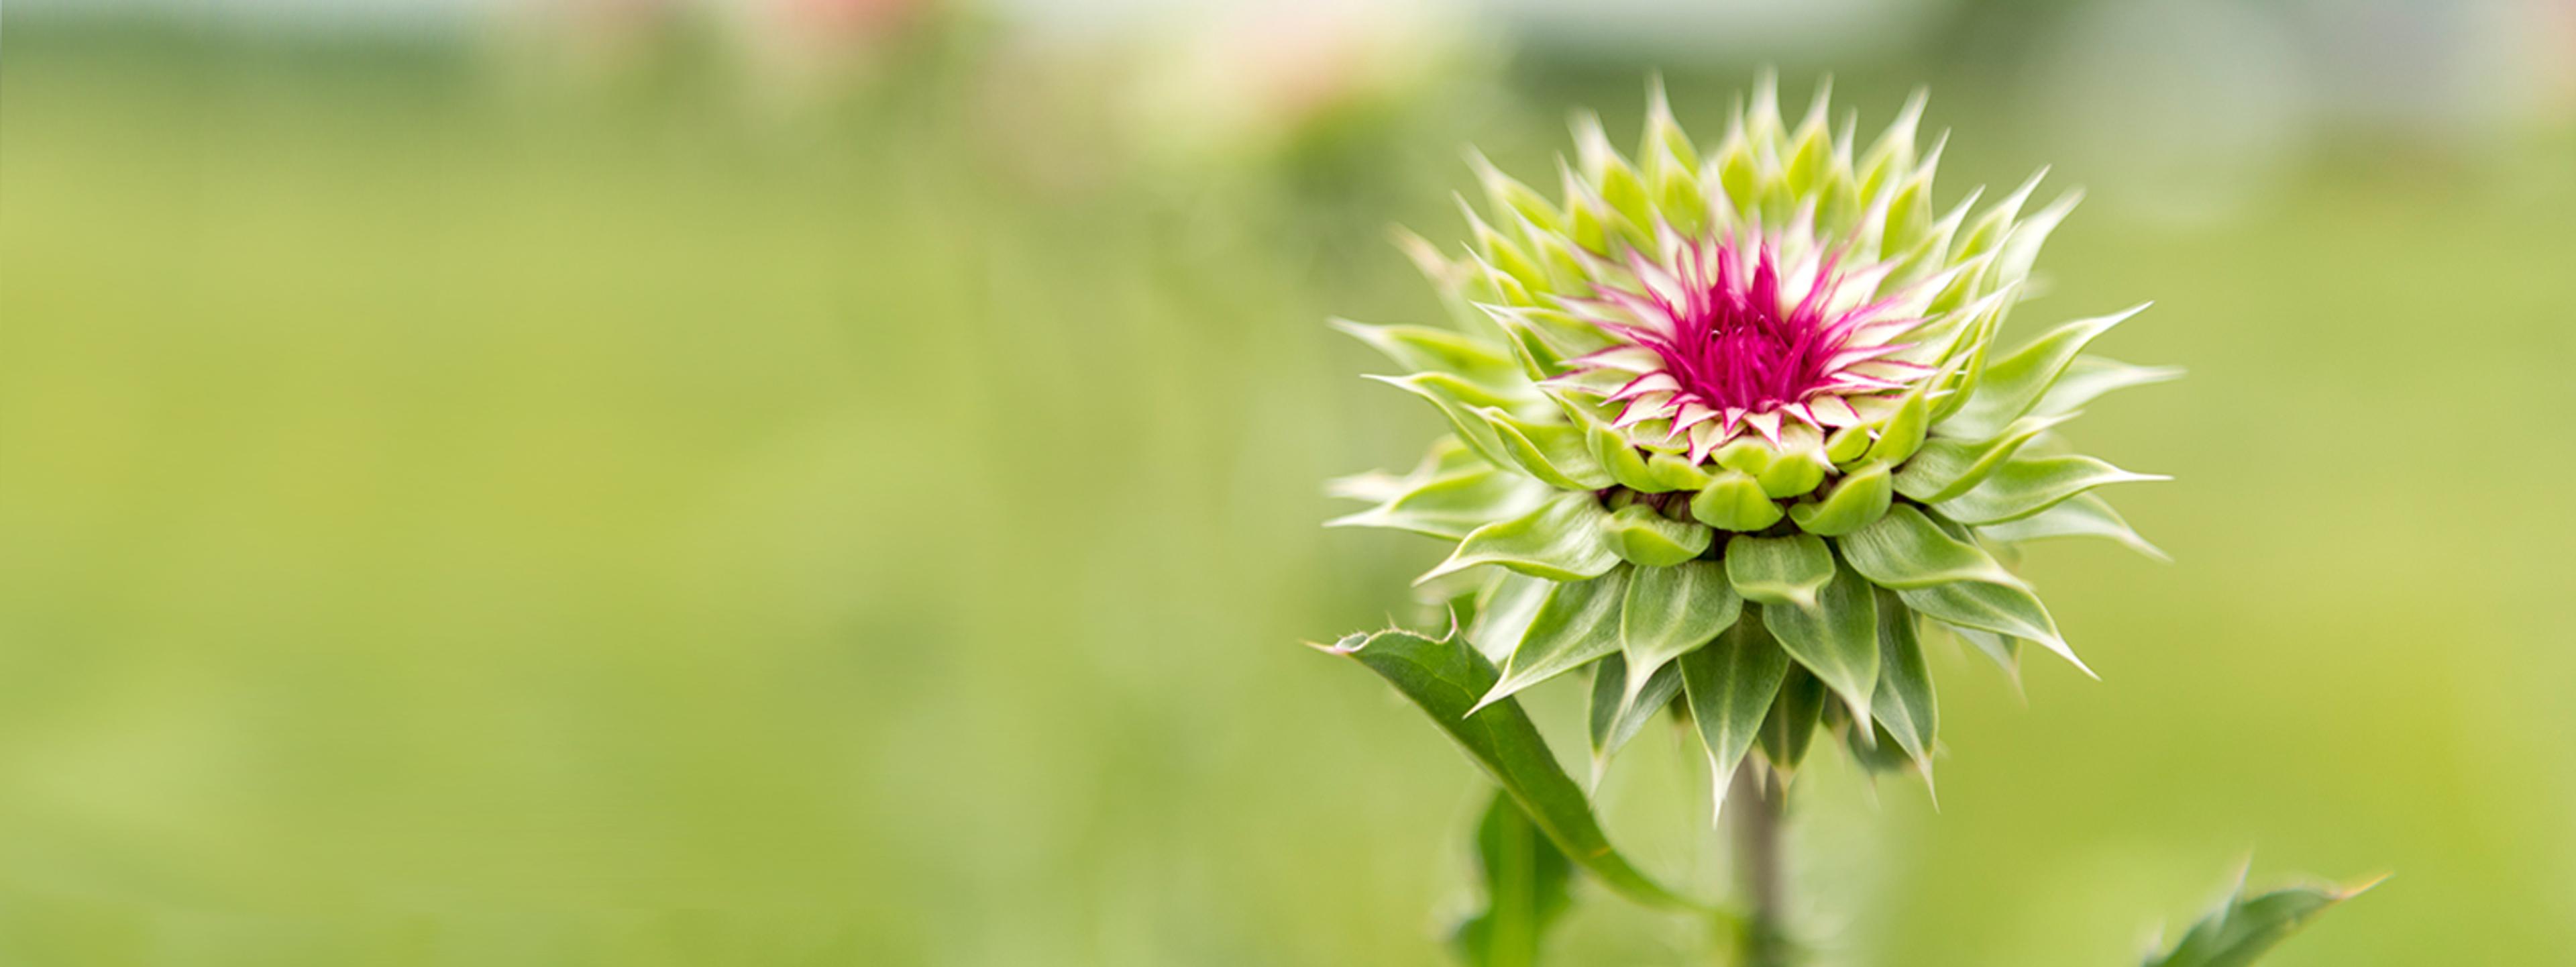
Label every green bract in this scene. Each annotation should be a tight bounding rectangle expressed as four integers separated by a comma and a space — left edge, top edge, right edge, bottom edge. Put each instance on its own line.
1330, 77, 2178, 793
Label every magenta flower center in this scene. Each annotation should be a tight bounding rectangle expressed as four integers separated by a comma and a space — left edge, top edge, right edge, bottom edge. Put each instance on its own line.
1624, 244, 1852, 413
1559, 234, 1927, 456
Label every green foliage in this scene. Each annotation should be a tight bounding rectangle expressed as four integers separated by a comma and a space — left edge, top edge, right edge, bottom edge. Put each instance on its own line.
1587, 654, 1684, 770
1324, 629, 1711, 912
1316, 74, 2390, 967
1425, 493, 1625, 583
1841, 506, 2027, 591
1449, 791, 1575, 967
2144, 872, 2379, 967
1677, 609, 1791, 812
1485, 570, 1631, 708
1762, 558, 1883, 723
1723, 534, 1836, 610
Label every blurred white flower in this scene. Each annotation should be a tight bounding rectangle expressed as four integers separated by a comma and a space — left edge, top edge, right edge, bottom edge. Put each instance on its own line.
1120, 0, 1481, 166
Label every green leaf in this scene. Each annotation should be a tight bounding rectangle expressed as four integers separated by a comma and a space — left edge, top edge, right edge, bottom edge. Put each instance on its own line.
1898, 580, 2092, 678
2031, 356, 2183, 420
1369, 372, 1525, 469
1619, 561, 1741, 696
2143, 871, 2379, 967
1470, 572, 1555, 664
1976, 492, 2169, 561
1332, 318, 1523, 389
1574, 111, 1656, 236
1641, 452, 1713, 492
1425, 493, 1623, 584
1463, 201, 1548, 295
1825, 424, 1871, 465
1477, 407, 1615, 490
1486, 304, 1616, 366
1588, 653, 1683, 774
1763, 558, 1880, 722
1755, 666, 1827, 778
1714, 438, 1774, 475
1450, 789, 1575, 967
1676, 607, 1790, 817
1840, 505, 2028, 591
1468, 149, 1568, 238
1324, 628, 1713, 911
1865, 391, 1932, 464
1603, 505, 1715, 568
1786, 461, 1894, 536
1690, 471, 1786, 531
1893, 413, 2071, 505
1482, 570, 1630, 710
1940, 304, 2149, 440
1843, 719, 1915, 777
1869, 587, 1937, 768
1933, 454, 2166, 526
1723, 533, 1834, 609
1756, 449, 1829, 498
1330, 456, 1550, 541
1949, 625, 2022, 684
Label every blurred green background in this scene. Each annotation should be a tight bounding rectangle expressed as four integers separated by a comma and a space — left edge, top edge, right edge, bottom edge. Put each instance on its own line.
3, 0, 2573, 964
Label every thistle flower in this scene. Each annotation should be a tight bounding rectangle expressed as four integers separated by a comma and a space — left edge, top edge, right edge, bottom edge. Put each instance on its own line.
1329, 77, 2178, 795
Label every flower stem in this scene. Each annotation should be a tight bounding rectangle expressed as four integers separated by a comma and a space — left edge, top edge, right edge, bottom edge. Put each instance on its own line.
1727, 765, 1792, 967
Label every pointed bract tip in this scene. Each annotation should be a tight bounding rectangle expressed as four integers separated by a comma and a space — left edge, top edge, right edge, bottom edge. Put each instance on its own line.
2339, 872, 2394, 899
1799, 75, 1834, 127
1309, 631, 1372, 656
1463, 682, 1515, 718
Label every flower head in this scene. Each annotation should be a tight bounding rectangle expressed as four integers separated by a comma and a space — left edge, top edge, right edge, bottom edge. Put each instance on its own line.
1330, 77, 2178, 793
1558, 227, 1929, 460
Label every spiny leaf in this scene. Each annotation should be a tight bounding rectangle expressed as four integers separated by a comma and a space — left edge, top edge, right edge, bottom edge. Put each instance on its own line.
1331, 318, 1523, 389
1756, 448, 1830, 498
1471, 572, 1556, 664
1949, 625, 2022, 686
1762, 557, 1880, 722
1467, 148, 1568, 238
1941, 304, 2149, 440
1619, 561, 1741, 701
1603, 505, 1715, 567
1977, 492, 2169, 561
1933, 454, 2166, 526
1323, 628, 1715, 911
1868, 587, 1937, 770
1840, 505, 2028, 591
1329, 458, 1550, 541
1677, 607, 1790, 819
2143, 870, 2379, 967
2030, 355, 2184, 420
1481, 569, 1631, 711
1691, 470, 1786, 531
1588, 654, 1683, 777
1368, 372, 1525, 470
1786, 460, 1894, 536
1425, 493, 1624, 584
1894, 412, 2072, 505
1865, 391, 1931, 464
1899, 580, 2092, 678
1723, 533, 1834, 609
1475, 407, 1615, 490
1755, 666, 1827, 778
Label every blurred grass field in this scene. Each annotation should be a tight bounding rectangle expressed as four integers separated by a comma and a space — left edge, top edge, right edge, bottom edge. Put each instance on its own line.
3, 13, 2576, 966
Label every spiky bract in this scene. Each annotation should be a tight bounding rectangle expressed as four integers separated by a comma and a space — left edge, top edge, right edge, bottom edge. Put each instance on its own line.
1330, 77, 2178, 794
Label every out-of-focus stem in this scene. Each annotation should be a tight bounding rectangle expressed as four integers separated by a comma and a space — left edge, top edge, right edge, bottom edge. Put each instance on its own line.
1727, 765, 1790, 967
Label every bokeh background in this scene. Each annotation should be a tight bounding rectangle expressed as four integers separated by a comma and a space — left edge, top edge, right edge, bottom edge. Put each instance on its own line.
4, 0, 2574, 964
